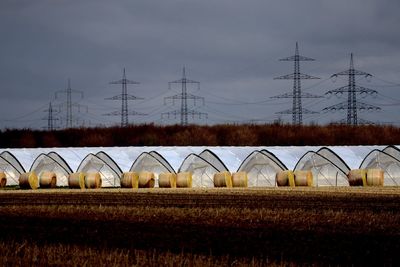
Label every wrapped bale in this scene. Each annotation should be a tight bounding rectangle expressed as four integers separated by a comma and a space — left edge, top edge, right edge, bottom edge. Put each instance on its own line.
176, 172, 192, 188
276, 170, 295, 187
139, 171, 155, 188
213, 171, 232, 188
348, 169, 367, 186
68, 172, 86, 189
121, 172, 139, 188
232, 172, 248, 187
85, 172, 102, 189
158, 172, 177, 188
19, 172, 39, 190
366, 168, 384, 186
39, 171, 57, 188
294, 170, 313, 187
0, 172, 6, 188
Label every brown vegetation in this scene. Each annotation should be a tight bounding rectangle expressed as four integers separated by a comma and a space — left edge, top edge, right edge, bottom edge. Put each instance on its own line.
0, 188, 399, 266
1, 123, 400, 147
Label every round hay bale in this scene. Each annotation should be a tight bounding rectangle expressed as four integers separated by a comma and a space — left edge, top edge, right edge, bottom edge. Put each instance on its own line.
347, 169, 367, 186
176, 172, 192, 188
366, 168, 384, 186
276, 170, 295, 187
19, 172, 38, 190
213, 171, 232, 187
0, 172, 6, 188
120, 172, 139, 188
158, 172, 177, 188
232, 172, 248, 187
138, 171, 155, 188
39, 171, 57, 188
85, 172, 102, 189
68, 172, 86, 189
294, 170, 313, 187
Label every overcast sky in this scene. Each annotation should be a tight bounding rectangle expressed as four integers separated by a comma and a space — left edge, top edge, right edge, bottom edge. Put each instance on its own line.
0, 0, 400, 129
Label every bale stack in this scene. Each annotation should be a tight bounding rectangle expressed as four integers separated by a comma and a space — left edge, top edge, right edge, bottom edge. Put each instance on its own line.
176, 172, 192, 188
85, 172, 102, 189
19, 172, 39, 190
213, 171, 232, 188
120, 172, 139, 188
0, 172, 6, 188
232, 172, 248, 187
276, 170, 295, 187
366, 169, 384, 186
138, 171, 155, 188
347, 169, 367, 186
39, 171, 57, 188
294, 170, 313, 187
158, 172, 177, 188
68, 172, 86, 189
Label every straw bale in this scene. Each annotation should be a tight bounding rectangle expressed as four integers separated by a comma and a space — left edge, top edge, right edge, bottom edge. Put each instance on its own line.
366, 168, 384, 186
276, 170, 295, 187
347, 169, 367, 186
294, 170, 313, 187
0, 172, 6, 188
176, 172, 192, 188
158, 172, 177, 188
138, 171, 155, 188
213, 171, 232, 187
232, 172, 248, 187
39, 171, 57, 188
85, 172, 102, 189
19, 172, 38, 190
68, 172, 86, 189
121, 172, 139, 188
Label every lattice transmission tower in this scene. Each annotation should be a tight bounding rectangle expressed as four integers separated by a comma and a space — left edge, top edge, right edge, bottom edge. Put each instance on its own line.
43, 102, 59, 131
105, 68, 146, 127
323, 53, 380, 125
271, 42, 322, 125
55, 79, 85, 128
162, 67, 207, 126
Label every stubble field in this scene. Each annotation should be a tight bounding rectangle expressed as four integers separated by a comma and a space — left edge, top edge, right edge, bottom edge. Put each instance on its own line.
0, 187, 399, 266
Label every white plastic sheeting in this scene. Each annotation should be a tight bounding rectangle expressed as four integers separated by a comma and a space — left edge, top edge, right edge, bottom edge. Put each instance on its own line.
0, 151, 23, 186
0, 145, 397, 187
179, 154, 219, 187
30, 153, 72, 187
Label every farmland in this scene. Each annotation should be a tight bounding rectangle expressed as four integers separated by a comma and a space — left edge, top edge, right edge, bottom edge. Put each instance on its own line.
0, 187, 399, 266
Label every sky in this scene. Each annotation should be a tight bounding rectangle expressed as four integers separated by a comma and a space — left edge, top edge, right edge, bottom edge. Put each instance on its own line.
0, 0, 400, 129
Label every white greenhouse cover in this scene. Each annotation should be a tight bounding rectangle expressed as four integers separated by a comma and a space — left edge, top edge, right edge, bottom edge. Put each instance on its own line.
1, 145, 399, 187
30, 153, 71, 186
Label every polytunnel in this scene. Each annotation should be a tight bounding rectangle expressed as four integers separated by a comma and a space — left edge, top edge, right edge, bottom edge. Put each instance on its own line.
130, 151, 175, 186
199, 149, 229, 172
238, 150, 287, 187
294, 151, 349, 186
30, 152, 72, 186
77, 153, 122, 187
178, 153, 220, 187
360, 146, 400, 186
0, 151, 24, 186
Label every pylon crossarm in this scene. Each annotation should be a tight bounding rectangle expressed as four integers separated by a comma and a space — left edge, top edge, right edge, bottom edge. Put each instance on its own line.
109, 79, 139, 85
271, 93, 293, 98
326, 85, 378, 96
274, 73, 320, 80
279, 55, 315, 61
331, 70, 371, 77
301, 108, 319, 114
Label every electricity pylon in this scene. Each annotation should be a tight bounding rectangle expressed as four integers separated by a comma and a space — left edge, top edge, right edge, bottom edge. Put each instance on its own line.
271, 42, 322, 125
105, 68, 146, 127
43, 102, 59, 131
55, 79, 85, 128
323, 53, 380, 125
162, 67, 207, 126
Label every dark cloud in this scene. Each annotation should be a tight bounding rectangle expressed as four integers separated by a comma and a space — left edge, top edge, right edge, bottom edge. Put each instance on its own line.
0, 0, 399, 128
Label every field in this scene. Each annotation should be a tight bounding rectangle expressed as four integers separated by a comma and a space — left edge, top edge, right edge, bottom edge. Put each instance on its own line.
0, 187, 399, 266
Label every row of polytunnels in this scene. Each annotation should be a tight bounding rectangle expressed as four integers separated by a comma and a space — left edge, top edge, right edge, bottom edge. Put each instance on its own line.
0, 146, 399, 189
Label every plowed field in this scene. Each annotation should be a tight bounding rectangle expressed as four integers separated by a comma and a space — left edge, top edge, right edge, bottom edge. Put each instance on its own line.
0, 188, 399, 266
